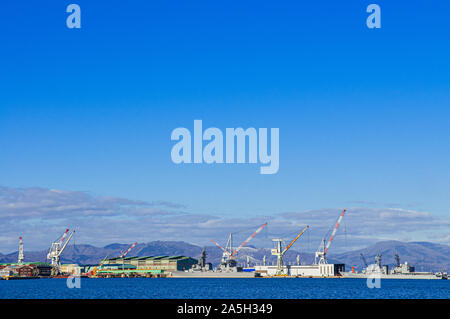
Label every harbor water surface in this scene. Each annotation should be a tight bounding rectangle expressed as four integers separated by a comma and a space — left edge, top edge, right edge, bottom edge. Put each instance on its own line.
1, 278, 449, 299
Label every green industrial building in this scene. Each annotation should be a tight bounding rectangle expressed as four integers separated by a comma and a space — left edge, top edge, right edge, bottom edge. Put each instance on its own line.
100, 255, 197, 273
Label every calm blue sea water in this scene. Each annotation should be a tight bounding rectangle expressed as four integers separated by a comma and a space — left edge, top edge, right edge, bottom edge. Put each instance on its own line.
0, 278, 448, 299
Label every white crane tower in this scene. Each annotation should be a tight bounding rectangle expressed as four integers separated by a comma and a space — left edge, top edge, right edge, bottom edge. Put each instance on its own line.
271, 225, 309, 275
18, 236, 24, 264
47, 228, 75, 275
314, 209, 346, 264
210, 233, 234, 265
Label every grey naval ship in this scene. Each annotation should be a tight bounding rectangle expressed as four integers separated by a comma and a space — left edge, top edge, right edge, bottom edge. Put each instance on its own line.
341, 253, 448, 280
170, 247, 259, 278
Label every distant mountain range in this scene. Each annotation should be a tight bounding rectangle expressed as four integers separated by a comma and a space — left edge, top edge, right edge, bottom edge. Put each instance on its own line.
333, 240, 450, 273
1, 240, 449, 272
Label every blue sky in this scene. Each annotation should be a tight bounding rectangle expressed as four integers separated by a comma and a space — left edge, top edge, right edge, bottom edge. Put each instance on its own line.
1, 1, 450, 251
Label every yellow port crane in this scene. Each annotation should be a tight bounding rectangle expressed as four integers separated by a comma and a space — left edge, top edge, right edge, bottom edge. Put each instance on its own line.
271, 225, 309, 275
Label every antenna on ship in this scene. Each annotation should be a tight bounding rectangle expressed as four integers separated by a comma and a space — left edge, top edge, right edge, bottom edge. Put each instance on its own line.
360, 253, 368, 269
395, 254, 400, 267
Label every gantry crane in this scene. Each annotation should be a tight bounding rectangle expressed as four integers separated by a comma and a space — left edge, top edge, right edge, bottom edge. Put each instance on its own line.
271, 225, 309, 275
314, 209, 346, 264
210, 222, 267, 268
18, 236, 24, 264
47, 228, 75, 275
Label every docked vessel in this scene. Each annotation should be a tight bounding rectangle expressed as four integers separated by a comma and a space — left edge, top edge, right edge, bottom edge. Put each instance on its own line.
170, 247, 259, 278
341, 253, 448, 280
170, 269, 258, 278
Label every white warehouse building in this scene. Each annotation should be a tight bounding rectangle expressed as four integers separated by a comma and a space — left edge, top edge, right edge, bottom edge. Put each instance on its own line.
253, 263, 345, 277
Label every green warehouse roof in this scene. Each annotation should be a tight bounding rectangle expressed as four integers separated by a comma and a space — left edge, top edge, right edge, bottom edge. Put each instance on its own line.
102, 255, 196, 262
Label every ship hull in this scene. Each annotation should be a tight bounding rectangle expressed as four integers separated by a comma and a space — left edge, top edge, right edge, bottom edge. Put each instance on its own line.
170, 271, 257, 278
341, 272, 446, 280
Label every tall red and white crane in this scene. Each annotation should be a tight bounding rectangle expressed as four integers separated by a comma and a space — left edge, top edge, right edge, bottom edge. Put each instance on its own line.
47, 228, 75, 275
120, 242, 137, 258
231, 222, 268, 257
18, 236, 24, 264
315, 209, 346, 264
120, 242, 137, 271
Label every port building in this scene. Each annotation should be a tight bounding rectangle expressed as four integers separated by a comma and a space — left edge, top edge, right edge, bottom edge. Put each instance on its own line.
98, 256, 198, 275
253, 263, 345, 277
0, 262, 52, 277
60, 264, 81, 275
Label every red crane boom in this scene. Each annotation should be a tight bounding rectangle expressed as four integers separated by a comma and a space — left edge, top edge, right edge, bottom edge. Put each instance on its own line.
324, 209, 346, 255
121, 242, 137, 258
231, 222, 268, 257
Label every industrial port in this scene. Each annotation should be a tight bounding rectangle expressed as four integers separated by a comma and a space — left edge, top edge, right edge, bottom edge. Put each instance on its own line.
1, 209, 447, 280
